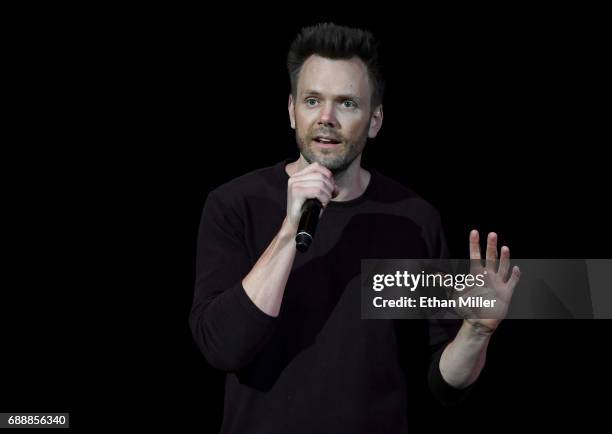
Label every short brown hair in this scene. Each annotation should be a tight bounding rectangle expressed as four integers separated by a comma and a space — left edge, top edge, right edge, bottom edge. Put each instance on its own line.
287, 23, 385, 108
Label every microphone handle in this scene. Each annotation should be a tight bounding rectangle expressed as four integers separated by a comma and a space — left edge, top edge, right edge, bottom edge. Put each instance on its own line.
295, 199, 322, 253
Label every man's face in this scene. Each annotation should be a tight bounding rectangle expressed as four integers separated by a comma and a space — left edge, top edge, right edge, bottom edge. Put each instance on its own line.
289, 55, 382, 174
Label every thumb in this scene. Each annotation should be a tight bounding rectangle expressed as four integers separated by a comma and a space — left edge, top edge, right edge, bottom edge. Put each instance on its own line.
332, 184, 339, 198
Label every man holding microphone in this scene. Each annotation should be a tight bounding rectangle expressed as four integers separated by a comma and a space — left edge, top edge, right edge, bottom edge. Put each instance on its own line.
190, 23, 519, 434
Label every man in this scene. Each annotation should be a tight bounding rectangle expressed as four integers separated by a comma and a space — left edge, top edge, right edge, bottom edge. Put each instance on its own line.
190, 23, 520, 434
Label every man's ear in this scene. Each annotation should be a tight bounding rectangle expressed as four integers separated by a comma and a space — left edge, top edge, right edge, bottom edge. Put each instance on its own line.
288, 94, 296, 129
368, 104, 384, 138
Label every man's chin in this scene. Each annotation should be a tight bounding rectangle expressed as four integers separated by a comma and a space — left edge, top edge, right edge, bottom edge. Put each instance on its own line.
309, 156, 351, 174
306, 149, 341, 164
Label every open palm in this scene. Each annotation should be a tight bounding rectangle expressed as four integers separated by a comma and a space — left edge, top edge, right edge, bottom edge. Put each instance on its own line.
450, 230, 521, 332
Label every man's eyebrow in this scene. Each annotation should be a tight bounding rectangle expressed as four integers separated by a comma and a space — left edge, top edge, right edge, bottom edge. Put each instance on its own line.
301, 90, 324, 97
335, 94, 361, 102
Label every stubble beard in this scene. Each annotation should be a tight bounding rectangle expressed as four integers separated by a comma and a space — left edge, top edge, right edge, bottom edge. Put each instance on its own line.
295, 123, 370, 175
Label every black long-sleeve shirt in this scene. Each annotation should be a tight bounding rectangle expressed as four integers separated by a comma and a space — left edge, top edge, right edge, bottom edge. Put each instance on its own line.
190, 158, 473, 433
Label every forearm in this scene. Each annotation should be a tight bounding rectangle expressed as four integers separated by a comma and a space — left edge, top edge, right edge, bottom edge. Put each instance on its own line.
242, 217, 298, 317
439, 320, 492, 389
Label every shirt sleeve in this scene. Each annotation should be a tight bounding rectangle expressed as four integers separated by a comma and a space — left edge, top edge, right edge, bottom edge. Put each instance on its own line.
189, 190, 278, 372
426, 219, 476, 405
427, 320, 476, 406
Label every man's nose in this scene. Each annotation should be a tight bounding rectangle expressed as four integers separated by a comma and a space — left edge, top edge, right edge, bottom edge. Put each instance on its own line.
318, 103, 338, 128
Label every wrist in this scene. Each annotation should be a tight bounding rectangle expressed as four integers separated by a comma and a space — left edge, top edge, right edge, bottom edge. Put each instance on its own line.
280, 217, 298, 240
462, 318, 496, 338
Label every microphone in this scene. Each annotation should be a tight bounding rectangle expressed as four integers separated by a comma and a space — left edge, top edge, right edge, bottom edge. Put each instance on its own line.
295, 198, 322, 253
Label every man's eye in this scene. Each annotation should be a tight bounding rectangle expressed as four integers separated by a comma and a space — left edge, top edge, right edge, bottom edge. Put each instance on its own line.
305, 98, 318, 106
342, 100, 356, 108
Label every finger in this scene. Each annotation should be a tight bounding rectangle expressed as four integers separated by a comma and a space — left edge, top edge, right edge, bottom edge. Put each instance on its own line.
293, 187, 332, 208
469, 229, 481, 260
485, 232, 498, 266
292, 178, 333, 190
291, 170, 333, 181
289, 172, 335, 184
312, 188, 332, 206
295, 162, 333, 180
498, 246, 510, 280
290, 173, 335, 192
506, 266, 521, 292
293, 182, 333, 204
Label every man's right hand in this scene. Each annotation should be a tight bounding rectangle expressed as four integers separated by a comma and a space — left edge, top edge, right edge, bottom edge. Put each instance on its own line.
286, 162, 338, 228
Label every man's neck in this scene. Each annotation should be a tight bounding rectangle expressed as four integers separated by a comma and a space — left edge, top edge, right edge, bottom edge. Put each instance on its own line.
285, 155, 371, 202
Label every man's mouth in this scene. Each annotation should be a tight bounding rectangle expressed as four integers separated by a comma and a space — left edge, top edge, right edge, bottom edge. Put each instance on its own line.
313, 136, 341, 146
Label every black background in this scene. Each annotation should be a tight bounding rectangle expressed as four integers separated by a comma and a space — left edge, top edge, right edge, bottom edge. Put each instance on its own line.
2, 4, 610, 432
